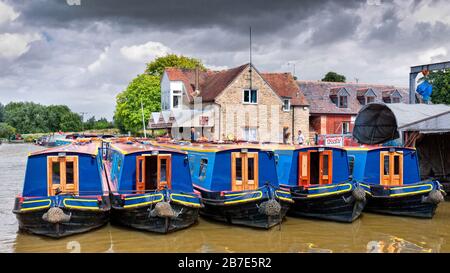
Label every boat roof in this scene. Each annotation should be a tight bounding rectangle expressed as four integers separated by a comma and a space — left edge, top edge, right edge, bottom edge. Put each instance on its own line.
29, 141, 100, 157
151, 141, 346, 152
110, 142, 187, 155
344, 146, 416, 152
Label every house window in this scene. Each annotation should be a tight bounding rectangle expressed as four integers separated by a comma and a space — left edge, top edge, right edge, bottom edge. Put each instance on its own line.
243, 127, 257, 141
172, 90, 182, 109
392, 97, 400, 103
282, 99, 291, 111
366, 96, 375, 104
243, 89, 258, 104
342, 122, 350, 134
339, 95, 348, 108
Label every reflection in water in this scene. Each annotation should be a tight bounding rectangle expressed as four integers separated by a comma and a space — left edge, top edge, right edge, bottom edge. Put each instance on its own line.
1, 144, 450, 253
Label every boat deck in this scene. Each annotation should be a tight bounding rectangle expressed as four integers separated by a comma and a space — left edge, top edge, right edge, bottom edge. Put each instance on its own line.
29, 141, 101, 156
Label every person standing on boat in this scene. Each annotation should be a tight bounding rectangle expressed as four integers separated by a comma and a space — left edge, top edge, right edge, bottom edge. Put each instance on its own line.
297, 130, 305, 145
191, 127, 196, 142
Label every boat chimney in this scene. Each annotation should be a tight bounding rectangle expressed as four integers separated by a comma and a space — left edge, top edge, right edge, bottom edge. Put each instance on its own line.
194, 66, 200, 96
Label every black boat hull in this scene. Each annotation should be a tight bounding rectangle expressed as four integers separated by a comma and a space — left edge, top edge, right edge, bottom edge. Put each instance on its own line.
14, 208, 109, 238
365, 194, 438, 218
200, 199, 290, 229
289, 190, 366, 223
111, 203, 199, 234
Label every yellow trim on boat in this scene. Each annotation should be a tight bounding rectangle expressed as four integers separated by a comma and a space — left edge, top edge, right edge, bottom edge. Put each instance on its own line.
224, 191, 263, 205
20, 199, 52, 212
225, 191, 260, 197
124, 193, 164, 201
63, 198, 100, 210
389, 184, 433, 197
123, 194, 164, 209
275, 191, 294, 203
170, 193, 201, 207
390, 184, 432, 190
306, 183, 352, 198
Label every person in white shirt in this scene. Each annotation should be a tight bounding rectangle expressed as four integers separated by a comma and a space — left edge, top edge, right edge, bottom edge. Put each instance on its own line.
297, 130, 305, 145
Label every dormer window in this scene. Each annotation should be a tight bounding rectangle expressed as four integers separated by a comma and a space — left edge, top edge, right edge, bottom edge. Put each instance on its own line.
382, 89, 402, 104
282, 98, 291, 111
330, 87, 350, 108
243, 89, 258, 104
357, 88, 377, 105
339, 95, 348, 108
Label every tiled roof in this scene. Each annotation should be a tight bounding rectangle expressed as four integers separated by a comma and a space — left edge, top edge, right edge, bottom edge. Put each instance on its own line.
164, 63, 308, 105
297, 80, 409, 114
261, 72, 308, 106
382, 88, 402, 97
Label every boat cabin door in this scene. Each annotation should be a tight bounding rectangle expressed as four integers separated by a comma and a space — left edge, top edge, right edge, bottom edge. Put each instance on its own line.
136, 154, 172, 194
380, 151, 403, 186
298, 150, 333, 186
231, 152, 259, 191
47, 155, 79, 196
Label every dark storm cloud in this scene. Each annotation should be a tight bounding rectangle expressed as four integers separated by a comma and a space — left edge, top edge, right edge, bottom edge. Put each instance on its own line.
11, 0, 365, 35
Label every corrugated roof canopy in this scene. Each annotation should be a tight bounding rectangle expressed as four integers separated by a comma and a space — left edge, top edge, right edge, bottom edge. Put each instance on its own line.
353, 103, 450, 144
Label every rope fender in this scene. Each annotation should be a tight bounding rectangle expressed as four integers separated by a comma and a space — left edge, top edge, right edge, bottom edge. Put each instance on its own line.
149, 201, 179, 218
42, 207, 71, 224
422, 189, 444, 204
258, 199, 281, 216
352, 186, 366, 202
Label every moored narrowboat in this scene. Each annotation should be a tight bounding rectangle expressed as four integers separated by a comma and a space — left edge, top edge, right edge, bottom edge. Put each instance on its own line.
276, 146, 366, 223
184, 145, 293, 229
12, 140, 110, 238
346, 147, 445, 218
105, 141, 200, 233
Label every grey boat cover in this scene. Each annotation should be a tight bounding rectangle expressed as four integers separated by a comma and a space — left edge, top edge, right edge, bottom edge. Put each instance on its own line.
353, 103, 450, 144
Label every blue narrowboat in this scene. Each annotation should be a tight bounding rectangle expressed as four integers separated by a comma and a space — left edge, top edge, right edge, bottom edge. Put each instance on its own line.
105, 141, 201, 233
183, 144, 293, 229
276, 146, 366, 223
346, 147, 445, 218
12, 140, 110, 238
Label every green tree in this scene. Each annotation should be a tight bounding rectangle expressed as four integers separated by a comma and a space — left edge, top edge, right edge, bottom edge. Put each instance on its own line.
114, 74, 161, 133
322, 71, 346, 82
145, 54, 205, 76
420, 70, 450, 104
93, 117, 113, 130
0, 103, 4, 122
0, 122, 16, 139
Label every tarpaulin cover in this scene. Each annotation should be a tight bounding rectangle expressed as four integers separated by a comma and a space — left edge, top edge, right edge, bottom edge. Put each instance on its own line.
416, 80, 433, 102
353, 103, 450, 144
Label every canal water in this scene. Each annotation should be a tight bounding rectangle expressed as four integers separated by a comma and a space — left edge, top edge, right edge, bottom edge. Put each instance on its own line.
1, 143, 449, 253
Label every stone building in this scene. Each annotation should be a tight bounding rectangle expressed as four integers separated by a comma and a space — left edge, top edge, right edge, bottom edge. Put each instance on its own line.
150, 63, 310, 143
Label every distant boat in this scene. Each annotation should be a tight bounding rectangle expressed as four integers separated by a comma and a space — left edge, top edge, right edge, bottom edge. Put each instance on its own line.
346, 147, 445, 218
182, 144, 293, 229
12, 140, 110, 238
105, 141, 200, 233
275, 146, 366, 223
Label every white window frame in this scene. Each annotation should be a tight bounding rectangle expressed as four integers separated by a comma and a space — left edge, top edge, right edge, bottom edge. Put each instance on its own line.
342, 121, 350, 134
243, 89, 258, 104
172, 90, 182, 109
242, 127, 258, 141
282, 98, 291, 112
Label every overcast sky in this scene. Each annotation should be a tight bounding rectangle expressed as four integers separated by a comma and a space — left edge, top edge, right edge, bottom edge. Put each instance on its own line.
0, 0, 449, 120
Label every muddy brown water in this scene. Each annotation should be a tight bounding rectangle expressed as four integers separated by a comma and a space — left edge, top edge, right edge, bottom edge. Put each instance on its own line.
1, 143, 449, 253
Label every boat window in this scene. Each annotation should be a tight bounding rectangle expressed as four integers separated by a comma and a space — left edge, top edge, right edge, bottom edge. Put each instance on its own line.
348, 155, 355, 175
235, 157, 243, 181
322, 154, 329, 175
394, 155, 400, 175
248, 157, 254, 180
199, 158, 208, 180
47, 156, 78, 196
160, 158, 167, 182
52, 161, 61, 184
66, 161, 74, 184
383, 155, 390, 175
